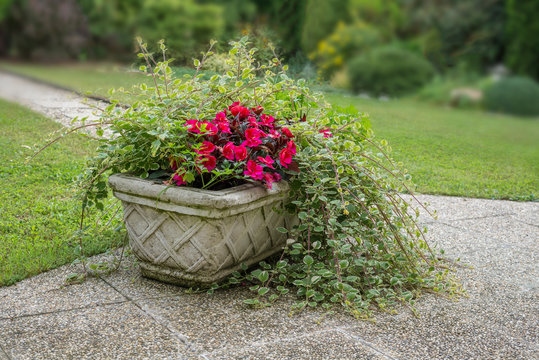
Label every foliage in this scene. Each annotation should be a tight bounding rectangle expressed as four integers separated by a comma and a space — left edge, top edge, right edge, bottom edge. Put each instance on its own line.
483, 76, 539, 117
348, 0, 403, 39
310, 21, 382, 79
347, 46, 435, 96
7, 0, 88, 60
137, 0, 224, 64
400, 0, 506, 71
0, 100, 124, 287
68, 38, 458, 316
506, 0, 539, 80
301, 0, 350, 54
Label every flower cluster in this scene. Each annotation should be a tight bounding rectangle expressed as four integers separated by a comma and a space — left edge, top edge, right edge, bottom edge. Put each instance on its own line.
170, 102, 297, 189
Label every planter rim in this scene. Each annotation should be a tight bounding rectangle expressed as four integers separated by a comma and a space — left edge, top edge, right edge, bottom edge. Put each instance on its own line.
108, 173, 290, 210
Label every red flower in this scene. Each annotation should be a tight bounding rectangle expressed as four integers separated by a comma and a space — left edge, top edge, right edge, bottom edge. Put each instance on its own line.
260, 114, 274, 127
230, 105, 250, 119
319, 127, 332, 138
196, 141, 215, 154
257, 155, 275, 169
281, 127, 295, 138
247, 116, 259, 128
286, 140, 297, 155
252, 106, 264, 115
244, 128, 264, 147
268, 129, 281, 139
244, 160, 264, 180
273, 173, 282, 182
198, 155, 216, 171
279, 148, 293, 168
223, 142, 235, 161
234, 145, 248, 161
216, 121, 231, 134
185, 119, 200, 133
263, 173, 275, 189
173, 171, 186, 186
214, 112, 227, 122
200, 121, 218, 135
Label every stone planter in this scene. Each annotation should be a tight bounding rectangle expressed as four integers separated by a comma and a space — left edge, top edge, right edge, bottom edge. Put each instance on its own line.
108, 174, 296, 287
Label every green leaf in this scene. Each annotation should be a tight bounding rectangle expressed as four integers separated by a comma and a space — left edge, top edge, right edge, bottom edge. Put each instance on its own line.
303, 255, 314, 266
258, 287, 270, 296
276, 227, 288, 233
257, 271, 269, 283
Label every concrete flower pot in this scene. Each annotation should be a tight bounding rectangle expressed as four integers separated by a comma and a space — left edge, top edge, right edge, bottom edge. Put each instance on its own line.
108, 174, 296, 287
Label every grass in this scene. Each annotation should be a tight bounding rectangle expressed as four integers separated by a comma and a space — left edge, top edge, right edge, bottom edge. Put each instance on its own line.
1, 61, 538, 200
327, 94, 539, 200
0, 99, 124, 286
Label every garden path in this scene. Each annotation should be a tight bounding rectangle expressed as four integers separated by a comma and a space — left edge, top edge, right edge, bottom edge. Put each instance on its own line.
0, 71, 103, 131
0, 71, 537, 359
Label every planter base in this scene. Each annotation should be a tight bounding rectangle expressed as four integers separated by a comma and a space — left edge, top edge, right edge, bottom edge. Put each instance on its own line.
109, 174, 296, 287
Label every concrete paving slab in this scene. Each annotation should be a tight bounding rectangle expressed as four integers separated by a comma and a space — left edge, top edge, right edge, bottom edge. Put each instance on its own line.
0, 302, 194, 360
0, 262, 125, 320
407, 194, 538, 224
341, 275, 538, 360
206, 330, 390, 360
133, 288, 348, 354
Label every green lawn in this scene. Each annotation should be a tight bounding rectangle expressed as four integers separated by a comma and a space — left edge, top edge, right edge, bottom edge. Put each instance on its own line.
0, 99, 124, 286
327, 94, 539, 200
2, 62, 538, 201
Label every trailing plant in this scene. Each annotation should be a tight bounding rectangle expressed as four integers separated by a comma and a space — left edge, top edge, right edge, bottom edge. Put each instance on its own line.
46, 37, 458, 316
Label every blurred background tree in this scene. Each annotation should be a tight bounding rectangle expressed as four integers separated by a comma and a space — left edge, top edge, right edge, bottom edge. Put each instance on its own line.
1, 0, 538, 107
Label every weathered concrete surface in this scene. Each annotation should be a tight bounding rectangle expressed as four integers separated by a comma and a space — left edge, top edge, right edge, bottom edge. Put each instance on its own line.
0, 195, 537, 360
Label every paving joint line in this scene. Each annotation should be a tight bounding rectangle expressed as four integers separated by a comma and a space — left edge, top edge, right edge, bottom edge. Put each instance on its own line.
98, 276, 197, 352
0, 299, 129, 322
334, 328, 400, 360
0, 343, 11, 360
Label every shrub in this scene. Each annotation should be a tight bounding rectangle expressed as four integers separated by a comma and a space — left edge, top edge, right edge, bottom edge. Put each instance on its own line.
310, 21, 382, 79
348, 46, 435, 96
483, 76, 539, 117
506, 0, 539, 80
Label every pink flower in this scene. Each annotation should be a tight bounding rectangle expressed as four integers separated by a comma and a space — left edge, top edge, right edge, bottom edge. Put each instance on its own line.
214, 112, 227, 122
216, 121, 231, 134
196, 141, 215, 154
230, 105, 250, 119
286, 140, 297, 155
173, 171, 186, 186
198, 155, 216, 171
268, 129, 281, 139
234, 145, 248, 161
257, 155, 275, 169
185, 119, 200, 133
260, 114, 274, 127
319, 127, 332, 138
200, 121, 218, 135
263, 173, 275, 189
223, 142, 235, 161
244, 160, 264, 180
281, 127, 295, 138
273, 173, 282, 182
244, 128, 264, 147
279, 148, 293, 168
252, 106, 264, 115
247, 116, 259, 128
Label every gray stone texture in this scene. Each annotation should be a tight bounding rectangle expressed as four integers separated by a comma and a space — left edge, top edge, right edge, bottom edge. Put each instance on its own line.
109, 174, 296, 286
